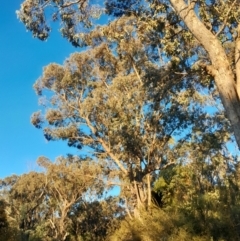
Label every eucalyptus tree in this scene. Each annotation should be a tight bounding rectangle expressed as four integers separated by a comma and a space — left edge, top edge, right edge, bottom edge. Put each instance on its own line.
0, 199, 9, 239
35, 155, 105, 241
0, 156, 106, 241
0, 172, 46, 241
0, 199, 8, 229
0, 199, 21, 241
29, 23, 221, 217
69, 197, 123, 241
17, 0, 240, 149
152, 141, 240, 241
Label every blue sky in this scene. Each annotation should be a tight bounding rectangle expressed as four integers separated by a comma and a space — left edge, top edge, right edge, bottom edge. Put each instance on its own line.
0, 2, 81, 178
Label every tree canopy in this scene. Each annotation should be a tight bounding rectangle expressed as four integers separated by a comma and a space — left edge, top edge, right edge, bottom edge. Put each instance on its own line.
17, 0, 240, 148
2, 0, 240, 240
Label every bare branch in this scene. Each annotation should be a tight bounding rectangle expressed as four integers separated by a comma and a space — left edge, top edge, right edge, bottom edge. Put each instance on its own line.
60, 0, 83, 9
128, 55, 143, 85
235, 24, 240, 99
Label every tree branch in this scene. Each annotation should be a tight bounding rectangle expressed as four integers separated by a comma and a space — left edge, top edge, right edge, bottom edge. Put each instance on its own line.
85, 117, 128, 175
129, 55, 143, 85
235, 24, 240, 99
169, 0, 240, 150
60, 0, 83, 9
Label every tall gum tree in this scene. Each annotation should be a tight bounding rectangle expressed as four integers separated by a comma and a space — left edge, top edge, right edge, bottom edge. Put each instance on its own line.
17, 0, 240, 149
29, 29, 230, 217
169, 0, 240, 151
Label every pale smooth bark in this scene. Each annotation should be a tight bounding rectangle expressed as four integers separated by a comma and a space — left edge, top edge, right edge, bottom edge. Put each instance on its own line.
169, 0, 240, 149
147, 173, 151, 207
235, 25, 240, 98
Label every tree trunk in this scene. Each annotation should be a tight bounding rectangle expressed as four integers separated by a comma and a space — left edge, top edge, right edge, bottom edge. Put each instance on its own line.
147, 173, 151, 207
58, 204, 68, 241
169, 0, 240, 149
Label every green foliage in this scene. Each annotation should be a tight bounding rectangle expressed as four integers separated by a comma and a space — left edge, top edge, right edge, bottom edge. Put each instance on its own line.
109, 206, 210, 241
69, 197, 122, 241
0, 156, 119, 241
153, 159, 240, 241
0, 199, 8, 229
13, 0, 240, 240
28, 20, 228, 213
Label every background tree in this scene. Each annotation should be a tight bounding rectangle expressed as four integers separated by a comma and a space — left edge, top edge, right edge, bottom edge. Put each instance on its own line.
3, 155, 240, 241
0, 198, 21, 241
0, 172, 47, 241
153, 151, 240, 241
69, 197, 123, 241
0, 156, 109, 241
0, 199, 8, 230
0, 199, 10, 240
34, 155, 105, 241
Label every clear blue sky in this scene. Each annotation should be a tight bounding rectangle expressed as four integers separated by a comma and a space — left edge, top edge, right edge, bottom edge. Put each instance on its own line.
0, 2, 81, 178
